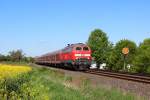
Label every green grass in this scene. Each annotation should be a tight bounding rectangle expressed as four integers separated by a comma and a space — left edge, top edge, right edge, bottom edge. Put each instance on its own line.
0, 64, 147, 100
0, 61, 30, 66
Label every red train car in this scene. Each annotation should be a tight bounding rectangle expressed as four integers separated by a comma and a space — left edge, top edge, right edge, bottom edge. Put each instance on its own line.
35, 43, 92, 70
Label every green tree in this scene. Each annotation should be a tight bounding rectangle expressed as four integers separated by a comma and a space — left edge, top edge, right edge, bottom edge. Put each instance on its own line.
0, 54, 10, 61
87, 29, 112, 67
9, 49, 24, 61
132, 38, 150, 73
23, 57, 35, 63
110, 39, 137, 71
0, 54, 5, 61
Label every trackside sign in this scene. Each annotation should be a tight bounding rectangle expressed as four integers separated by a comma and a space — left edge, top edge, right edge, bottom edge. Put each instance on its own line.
122, 47, 129, 55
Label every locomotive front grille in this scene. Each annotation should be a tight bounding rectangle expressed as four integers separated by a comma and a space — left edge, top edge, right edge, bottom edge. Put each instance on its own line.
75, 58, 91, 65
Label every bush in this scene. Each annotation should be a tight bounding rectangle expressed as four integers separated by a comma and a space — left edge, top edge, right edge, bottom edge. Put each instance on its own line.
132, 38, 150, 73
109, 39, 137, 71
0, 73, 30, 99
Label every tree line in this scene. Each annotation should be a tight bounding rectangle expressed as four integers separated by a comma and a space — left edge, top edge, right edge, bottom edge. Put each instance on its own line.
0, 50, 34, 63
87, 29, 150, 73
0, 29, 149, 73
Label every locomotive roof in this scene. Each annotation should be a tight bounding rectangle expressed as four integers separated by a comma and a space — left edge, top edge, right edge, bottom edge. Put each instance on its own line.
66, 43, 87, 47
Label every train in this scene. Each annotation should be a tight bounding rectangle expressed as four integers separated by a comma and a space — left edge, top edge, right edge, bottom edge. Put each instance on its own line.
35, 43, 92, 70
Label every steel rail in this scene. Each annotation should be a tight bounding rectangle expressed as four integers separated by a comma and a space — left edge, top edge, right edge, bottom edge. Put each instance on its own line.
85, 70, 150, 84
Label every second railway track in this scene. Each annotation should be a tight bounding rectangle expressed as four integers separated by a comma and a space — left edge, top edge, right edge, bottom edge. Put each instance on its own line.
85, 69, 150, 84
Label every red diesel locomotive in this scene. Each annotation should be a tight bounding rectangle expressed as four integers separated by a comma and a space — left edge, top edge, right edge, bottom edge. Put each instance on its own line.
35, 43, 92, 70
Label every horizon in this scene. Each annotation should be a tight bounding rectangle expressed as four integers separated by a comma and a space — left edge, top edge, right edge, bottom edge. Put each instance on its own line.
0, 0, 150, 57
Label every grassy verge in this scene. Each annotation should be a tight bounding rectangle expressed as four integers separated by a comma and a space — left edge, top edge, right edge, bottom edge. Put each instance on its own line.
0, 61, 30, 66
0, 63, 147, 100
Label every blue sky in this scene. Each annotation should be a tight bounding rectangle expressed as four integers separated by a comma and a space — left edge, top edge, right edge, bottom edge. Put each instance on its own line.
0, 0, 150, 56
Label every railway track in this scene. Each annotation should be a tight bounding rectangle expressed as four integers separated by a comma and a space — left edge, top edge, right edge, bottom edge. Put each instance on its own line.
85, 69, 150, 84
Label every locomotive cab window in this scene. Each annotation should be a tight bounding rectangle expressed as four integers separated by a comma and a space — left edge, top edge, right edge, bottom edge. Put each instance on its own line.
83, 47, 89, 51
76, 47, 82, 50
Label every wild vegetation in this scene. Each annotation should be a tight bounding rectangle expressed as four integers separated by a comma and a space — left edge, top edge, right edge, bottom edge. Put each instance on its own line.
0, 64, 32, 99
0, 63, 143, 100
108, 39, 137, 71
87, 29, 150, 73
0, 64, 31, 79
132, 38, 150, 73
0, 49, 34, 63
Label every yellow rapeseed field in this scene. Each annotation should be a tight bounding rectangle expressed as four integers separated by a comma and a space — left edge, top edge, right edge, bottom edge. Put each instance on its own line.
0, 64, 32, 79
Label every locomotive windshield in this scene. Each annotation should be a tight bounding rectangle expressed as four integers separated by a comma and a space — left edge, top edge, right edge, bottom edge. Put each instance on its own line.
83, 47, 89, 51
76, 47, 82, 50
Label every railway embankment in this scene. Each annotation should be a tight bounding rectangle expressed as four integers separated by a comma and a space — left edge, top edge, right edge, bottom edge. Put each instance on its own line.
33, 64, 149, 99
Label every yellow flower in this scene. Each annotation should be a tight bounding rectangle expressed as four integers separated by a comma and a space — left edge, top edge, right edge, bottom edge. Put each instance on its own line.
0, 64, 32, 79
